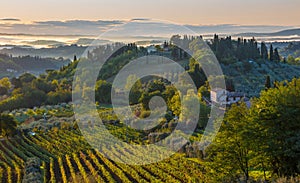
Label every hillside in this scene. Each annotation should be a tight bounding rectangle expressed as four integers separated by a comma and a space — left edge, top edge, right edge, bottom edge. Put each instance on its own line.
0, 129, 204, 182
0, 54, 70, 78
0, 37, 300, 182
0, 45, 91, 60
222, 60, 300, 96
235, 28, 300, 37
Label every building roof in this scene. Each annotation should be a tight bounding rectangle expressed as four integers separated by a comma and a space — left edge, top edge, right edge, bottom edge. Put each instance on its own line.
227, 92, 245, 97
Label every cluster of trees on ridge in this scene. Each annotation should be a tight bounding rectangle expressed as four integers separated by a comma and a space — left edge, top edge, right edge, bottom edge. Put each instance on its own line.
170, 34, 282, 65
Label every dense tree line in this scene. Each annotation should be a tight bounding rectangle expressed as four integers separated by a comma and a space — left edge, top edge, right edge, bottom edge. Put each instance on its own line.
170, 34, 282, 65
211, 35, 282, 64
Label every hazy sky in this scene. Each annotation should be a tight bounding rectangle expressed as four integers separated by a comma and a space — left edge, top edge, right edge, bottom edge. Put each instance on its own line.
0, 0, 299, 26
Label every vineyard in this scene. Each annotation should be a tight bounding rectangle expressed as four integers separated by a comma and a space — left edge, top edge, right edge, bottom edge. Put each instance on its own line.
0, 129, 204, 182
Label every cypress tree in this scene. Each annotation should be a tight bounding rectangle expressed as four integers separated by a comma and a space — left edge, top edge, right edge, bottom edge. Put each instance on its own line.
269, 44, 274, 61
274, 48, 280, 62
74, 55, 77, 62
261, 42, 268, 60
265, 75, 271, 89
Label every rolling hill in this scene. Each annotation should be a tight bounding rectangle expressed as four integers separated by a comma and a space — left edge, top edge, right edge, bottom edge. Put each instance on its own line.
235, 28, 300, 37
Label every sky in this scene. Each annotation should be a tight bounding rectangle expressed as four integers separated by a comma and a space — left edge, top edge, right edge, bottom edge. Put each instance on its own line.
0, 0, 299, 26
0, 0, 299, 40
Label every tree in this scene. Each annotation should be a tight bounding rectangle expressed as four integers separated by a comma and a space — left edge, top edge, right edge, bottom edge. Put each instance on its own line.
205, 79, 300, 181
261, 42, 268, 60
95, 80, 112, 104
205, 103, 253, 182
187, 61, 206, 88
0, 77, 11, 90
249, 78, 300, 177
170, 92, 181, 117
74, 55, 77, 62
0, 114, 17, 137
0, 86, 8, 95
125, 75, 142, 105
164, 85, 178, 110
11, 77, 22, 88
32, 79, 55, 93
19, 73, 36, 83
23, 88, 47, 107
179, 89, 199, 123
46, 90, 71, 105
283, 57, 287, 63
87, 51, 92, 60
274, 48, 280, 62
125, 75, 142, 91
269, 44, 274, 61
147, 79, 166, 93
287, 55, 296, 64
265, 75, 271, 89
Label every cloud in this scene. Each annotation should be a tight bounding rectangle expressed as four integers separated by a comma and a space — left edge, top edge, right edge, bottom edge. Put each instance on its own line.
185, 24, 295, 34
131, 18, 151, 21
0, 18, 21, 22
0, 19, 295, 37
34, 20, 124, 27
0, 20, 125, 35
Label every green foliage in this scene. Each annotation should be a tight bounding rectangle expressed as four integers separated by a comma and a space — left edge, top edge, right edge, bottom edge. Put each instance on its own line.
32, 79, 55, 93
94, 43, 139, 80
205, 103, 253, 182
274, 48, 281, 62
170, 92, 181, 117
187, 60, 206, 88
23, 88, 47, 107
265, 75, 271, 89
0, 86, 8, 95
0, 94, 25, 112
95, 80, 112, 104
210, 35, 261, 63
46, 91, 71, 105
261, 42, 269, 60
270, 44, 274, 61
287, 55, 300, 65
139, 110, 151, 118
124, 74, 143, 105
139, 90, 162, 110
249, 78, 300, 177
0, 113, 17, 137
147, 79, 166, 93
205, 78, 300, 181
19, 73, 36, 83
0, 77, 11, 90
179, 89, 199, 122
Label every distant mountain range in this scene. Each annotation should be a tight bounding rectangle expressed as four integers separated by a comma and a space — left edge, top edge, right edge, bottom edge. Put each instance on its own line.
235, 28, 300, 37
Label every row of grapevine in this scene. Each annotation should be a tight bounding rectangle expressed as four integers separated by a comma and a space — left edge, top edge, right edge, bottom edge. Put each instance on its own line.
65, 154, 78, 183
58, 156, 68, 183
79, 151, 104, 183
86, 150, 116, 182
0, 129, 203, 182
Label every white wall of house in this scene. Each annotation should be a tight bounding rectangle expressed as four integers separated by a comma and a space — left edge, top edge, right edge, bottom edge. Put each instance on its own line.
211, 89, 245, 105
